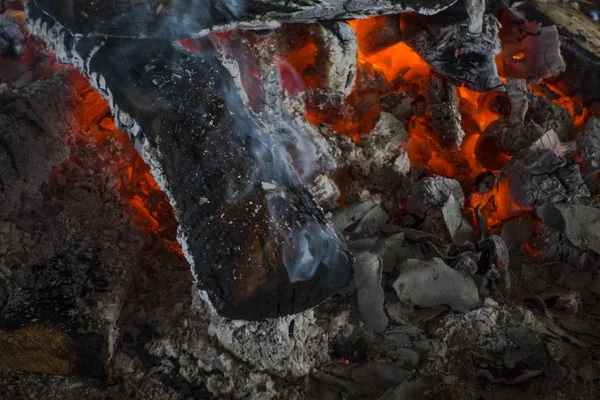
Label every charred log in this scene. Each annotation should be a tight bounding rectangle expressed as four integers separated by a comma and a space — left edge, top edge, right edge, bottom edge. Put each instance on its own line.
26, 5, 352, 320
28, 0, 457, 39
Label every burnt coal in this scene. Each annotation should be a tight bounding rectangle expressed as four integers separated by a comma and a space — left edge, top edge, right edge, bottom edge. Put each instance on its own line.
400, 10, 503, 92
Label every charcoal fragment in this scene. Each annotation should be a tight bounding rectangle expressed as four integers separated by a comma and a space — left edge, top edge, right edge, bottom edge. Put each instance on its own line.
393, 258, 480, 312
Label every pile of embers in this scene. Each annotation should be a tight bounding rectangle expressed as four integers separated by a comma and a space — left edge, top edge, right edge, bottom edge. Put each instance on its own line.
2, 0, 600, 399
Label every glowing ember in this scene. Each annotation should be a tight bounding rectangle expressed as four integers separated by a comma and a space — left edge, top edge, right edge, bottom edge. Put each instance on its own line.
70, 74, 183, 257
512, 52, 525, 60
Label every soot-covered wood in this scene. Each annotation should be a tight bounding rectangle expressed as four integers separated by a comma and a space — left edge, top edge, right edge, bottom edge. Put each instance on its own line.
27, 5, 352, 320
29, 0, 457, 39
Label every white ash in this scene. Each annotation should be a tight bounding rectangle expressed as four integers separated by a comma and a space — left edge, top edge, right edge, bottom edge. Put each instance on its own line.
308, 174, 340, 210
208, 306, 330, 378
435, 305, 512, 354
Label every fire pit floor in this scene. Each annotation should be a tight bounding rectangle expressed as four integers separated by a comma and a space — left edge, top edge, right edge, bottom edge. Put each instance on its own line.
2, 1, 600, 399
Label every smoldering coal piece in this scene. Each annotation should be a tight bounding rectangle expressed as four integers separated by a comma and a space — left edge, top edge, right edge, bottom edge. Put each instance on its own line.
27, 8, 352, 320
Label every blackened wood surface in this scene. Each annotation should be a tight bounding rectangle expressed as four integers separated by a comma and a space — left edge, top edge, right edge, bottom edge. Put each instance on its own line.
29, 0, 457, 39
27, 5, 352, 320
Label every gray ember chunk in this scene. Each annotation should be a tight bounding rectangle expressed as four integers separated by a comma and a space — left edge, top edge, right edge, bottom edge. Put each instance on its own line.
506, 78, 528, 123
465, 0, 485, 34
577, 116, 600, 168
27, 6, 352, 320
481, 118, 546, 156
536, 203, 600, 256
424, 75, 465, 149
527, 93, 573, 142
393, 258, 481, 312
500, 148, 589, 210
401, 12, 503, 92
354, 252, 388, 333
528, 223, 598, 269
27, 0, 457, 39
407, 176, 464, 218
497, 10, 566, 81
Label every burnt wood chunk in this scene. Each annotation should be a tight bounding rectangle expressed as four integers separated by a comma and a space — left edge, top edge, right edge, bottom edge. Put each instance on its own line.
27, 4, 352, 320
353, 15, 402, 56
498, 148, 589, 212
400, 11, 502, 92
497, 10, 565, 82
28, 0, 457, 39
423, 75, 465, 149
516, 2, 600, 108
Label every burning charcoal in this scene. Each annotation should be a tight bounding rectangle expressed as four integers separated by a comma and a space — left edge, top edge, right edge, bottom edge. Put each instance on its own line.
312, 22, 358, 96
577, 116, 600, 168
478, 235, 510, 293
28, 8, 352, 320
400, 12, 502, 92
526, 93, 573, 142
506, 78, 528, 123
393, 258, 481, 312
353, 15, 402, 56
358, 111, 408, 168
536, 203, 600, 256
0, 15, 23, 58
497, 10, 565, 81
309, 174, 340, 211
478, 118, 546, 156
381, 92, 414, 120
354, 252, 388, 333
423, 75, 465, 149
520, 2, 600, 108
407, 176, 464, 218
498, 148, 589, 213
27, 0, 456, 39
0, 71, 72, 218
